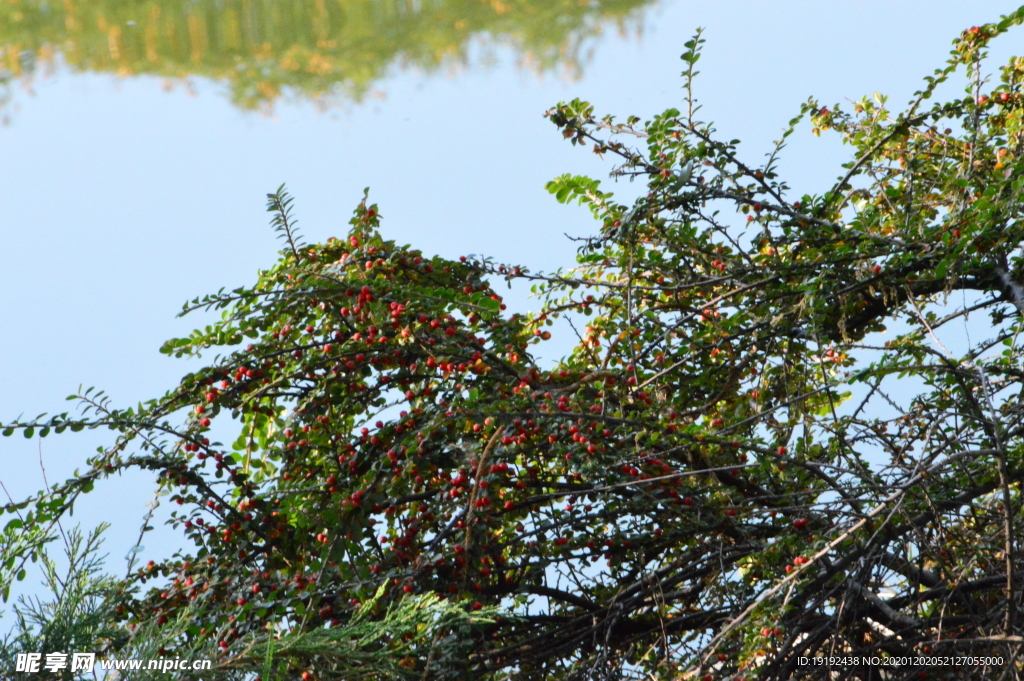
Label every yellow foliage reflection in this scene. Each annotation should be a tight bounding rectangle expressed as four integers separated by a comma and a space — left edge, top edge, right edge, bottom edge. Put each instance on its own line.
0, 0, 654, 111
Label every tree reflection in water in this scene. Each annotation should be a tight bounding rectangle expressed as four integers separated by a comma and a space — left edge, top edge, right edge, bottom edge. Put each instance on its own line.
0, 0, 654, 112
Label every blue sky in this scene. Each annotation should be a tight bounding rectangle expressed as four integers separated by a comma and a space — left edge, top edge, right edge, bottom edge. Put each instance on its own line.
2, 0, 1022, 594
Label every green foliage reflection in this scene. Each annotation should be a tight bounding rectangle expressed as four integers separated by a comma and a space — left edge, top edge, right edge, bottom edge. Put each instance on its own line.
0, 0, 653, 111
